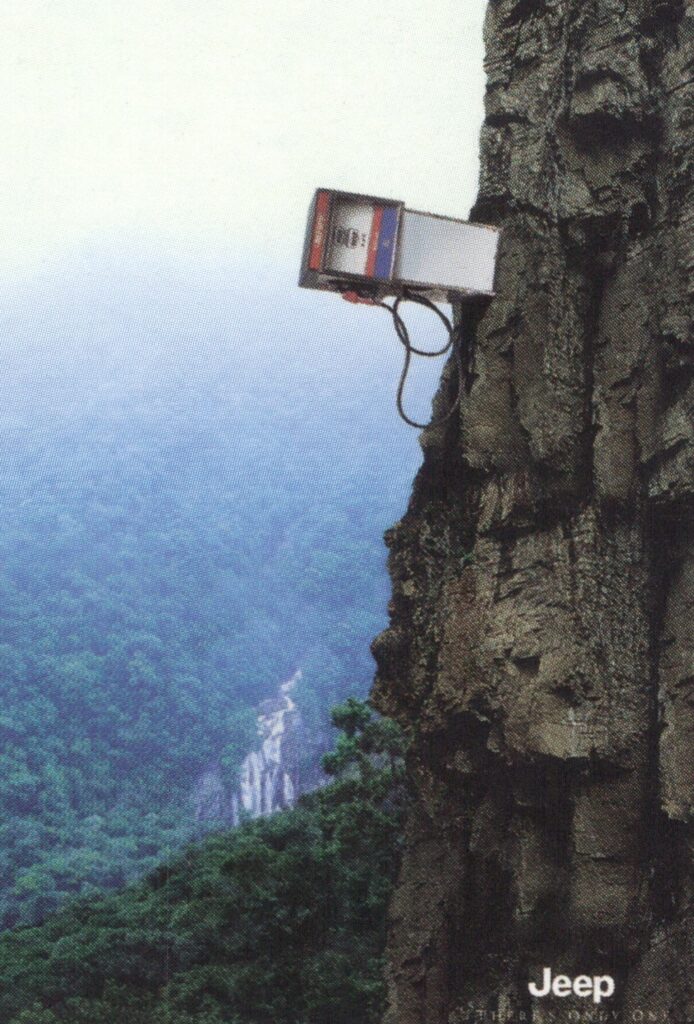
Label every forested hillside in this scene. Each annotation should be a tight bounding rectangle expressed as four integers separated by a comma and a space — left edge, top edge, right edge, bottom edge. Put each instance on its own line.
0, 262, 423, 928
0, 701, 408, 1024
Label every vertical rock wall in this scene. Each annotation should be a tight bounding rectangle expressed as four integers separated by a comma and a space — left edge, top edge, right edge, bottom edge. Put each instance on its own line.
372, 2, 693, 1021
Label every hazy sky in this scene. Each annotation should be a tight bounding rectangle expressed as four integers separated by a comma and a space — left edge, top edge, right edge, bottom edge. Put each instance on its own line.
2, 1, 488, 276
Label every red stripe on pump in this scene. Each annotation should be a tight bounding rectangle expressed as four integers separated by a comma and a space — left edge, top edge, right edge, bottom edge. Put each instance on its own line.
309, 191, 331, 270
365, 206, 384, 277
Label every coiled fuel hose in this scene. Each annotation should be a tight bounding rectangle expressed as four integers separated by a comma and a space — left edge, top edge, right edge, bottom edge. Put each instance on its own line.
342, 288, 467, 430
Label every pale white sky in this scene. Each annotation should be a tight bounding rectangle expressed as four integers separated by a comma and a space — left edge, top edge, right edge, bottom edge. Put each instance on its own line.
1, 1, 488, 276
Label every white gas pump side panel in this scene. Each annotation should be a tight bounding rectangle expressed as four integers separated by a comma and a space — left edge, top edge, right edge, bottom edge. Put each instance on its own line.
394, 211, 499, 296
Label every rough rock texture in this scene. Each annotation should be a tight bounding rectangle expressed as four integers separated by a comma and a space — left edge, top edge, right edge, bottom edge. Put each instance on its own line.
371, 2, 693, 1021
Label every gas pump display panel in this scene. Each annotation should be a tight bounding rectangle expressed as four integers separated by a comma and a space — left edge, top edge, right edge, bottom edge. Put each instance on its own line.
300, 189, 403, 295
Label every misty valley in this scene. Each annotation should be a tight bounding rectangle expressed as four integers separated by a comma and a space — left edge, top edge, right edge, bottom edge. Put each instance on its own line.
0, 267, 422, 1022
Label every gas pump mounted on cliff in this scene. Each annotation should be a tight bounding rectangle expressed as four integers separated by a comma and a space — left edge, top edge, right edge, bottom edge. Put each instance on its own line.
299, 189, 500, 428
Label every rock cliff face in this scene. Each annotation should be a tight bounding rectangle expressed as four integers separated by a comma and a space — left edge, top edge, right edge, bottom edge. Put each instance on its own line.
371, 2, 693, 1021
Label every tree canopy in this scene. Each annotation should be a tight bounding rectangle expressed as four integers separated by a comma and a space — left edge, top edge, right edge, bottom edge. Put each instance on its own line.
0, 701, 408, 1024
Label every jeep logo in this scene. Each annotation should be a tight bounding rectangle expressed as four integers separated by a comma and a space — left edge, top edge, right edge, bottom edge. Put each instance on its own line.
528, 967, 615, 1004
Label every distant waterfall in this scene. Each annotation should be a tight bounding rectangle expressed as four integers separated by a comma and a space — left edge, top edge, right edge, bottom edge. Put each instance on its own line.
193, 670, 306, 827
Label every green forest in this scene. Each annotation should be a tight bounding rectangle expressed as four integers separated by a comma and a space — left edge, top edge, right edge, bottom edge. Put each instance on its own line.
0, 272, 422, 931
0, 700, 408, 1024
